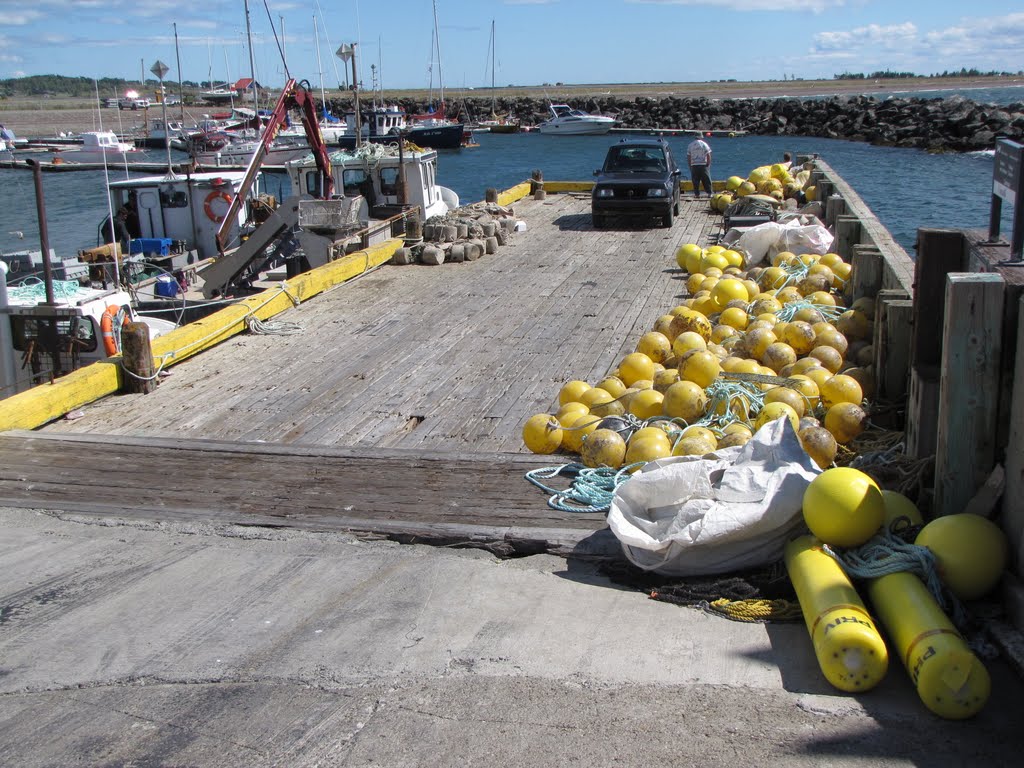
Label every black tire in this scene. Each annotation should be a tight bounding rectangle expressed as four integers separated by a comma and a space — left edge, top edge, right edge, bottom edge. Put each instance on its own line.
673, 198, 680, 216
592, 213, 605, 229
661, 209, 674, 228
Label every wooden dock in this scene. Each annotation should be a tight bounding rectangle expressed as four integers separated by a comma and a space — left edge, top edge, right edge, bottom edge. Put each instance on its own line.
0, 191, 720, 551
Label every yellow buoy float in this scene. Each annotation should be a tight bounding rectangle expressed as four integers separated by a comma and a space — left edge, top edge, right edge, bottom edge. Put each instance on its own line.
784, 535, 889, 692
867, 571, 990, 719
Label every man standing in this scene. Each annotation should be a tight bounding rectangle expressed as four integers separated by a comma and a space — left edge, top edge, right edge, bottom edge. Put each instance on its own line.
687, 135, 713, 199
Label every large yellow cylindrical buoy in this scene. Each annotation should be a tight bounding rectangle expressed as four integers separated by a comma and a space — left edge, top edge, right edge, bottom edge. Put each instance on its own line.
784, 535, 889, 692
867, 571, 990, 719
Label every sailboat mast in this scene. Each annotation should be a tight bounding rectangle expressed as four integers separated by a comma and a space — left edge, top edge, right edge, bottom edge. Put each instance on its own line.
490, 19, 495, 115
244, 0, 258, 106
174, 23, 186, 126
432, 0, 443, 106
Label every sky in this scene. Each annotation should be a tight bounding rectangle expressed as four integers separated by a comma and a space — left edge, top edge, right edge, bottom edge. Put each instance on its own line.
1, 0, 1023, 92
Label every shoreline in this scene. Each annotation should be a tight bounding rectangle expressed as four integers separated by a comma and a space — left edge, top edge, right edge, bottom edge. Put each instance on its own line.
2, 76, 1021, 139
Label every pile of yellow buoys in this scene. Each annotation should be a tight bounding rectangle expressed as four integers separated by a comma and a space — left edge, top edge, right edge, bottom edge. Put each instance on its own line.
522, 237, 873, 474
711, 162, 814, 214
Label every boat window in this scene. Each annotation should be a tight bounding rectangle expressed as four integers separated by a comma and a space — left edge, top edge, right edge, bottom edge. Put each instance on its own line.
160, 190, 189, 208
342, 169, 369, 197
304, 172, 322, 197
137, 191, 160, 210
380, 168, 399, 195
9, 316, 98, 354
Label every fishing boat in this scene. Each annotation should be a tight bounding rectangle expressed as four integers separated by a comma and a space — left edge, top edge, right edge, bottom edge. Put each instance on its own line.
537, 104, 616, 135
51, 131, 146, 163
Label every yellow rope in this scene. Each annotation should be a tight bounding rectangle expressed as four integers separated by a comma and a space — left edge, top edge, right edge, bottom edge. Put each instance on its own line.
704, 598, 803, 623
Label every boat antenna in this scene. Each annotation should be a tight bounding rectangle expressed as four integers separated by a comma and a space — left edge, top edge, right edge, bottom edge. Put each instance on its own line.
260, 0, 290, 80
314, 14, 326, 116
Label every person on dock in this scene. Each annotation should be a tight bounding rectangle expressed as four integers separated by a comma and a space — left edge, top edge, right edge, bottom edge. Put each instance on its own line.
0, 124, 14, 142
687, 136, 712, 199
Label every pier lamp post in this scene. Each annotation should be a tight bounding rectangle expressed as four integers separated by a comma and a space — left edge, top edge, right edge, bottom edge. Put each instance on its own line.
336, 43, 360, 147
150, 59, 176, 178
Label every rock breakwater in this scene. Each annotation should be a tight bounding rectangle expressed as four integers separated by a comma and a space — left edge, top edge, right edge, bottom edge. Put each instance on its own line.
329, 94, 1023, 152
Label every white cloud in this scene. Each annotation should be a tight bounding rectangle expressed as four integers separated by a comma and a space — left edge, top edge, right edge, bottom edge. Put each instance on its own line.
813, 22, 917, 52
627, 0, 848, 11
7, 10, 43, 24
809, 13, 1024, 70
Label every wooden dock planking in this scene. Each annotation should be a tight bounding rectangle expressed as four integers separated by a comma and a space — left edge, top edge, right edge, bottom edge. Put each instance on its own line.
40, 194, 720, 456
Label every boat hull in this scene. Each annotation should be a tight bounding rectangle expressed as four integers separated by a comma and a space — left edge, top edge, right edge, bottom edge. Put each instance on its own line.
538, 120, 614, 136
334, 122, 466, 151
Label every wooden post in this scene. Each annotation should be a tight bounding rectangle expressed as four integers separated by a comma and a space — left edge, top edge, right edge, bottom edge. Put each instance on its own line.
825, 193, 846, 229
405, 215, 422, 242
120, 321, 155, 395
530, 169, 544, 194
485, 188, 498, 204
933, 273, 1005, 517
1004, 295, 1024, 579
882, 299, 913, 405
911, 229, 967, 370
849, 244, 883, 302
834, 215, 862, 261
871, 289, 910, 404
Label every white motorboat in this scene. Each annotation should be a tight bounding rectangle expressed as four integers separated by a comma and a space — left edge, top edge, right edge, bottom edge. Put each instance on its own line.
537, 104, 615, 135
52, 131, 146, 163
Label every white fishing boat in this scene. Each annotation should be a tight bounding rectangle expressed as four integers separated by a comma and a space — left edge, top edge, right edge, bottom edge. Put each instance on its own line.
537, 104, 616, 135
52, 131, 146, 163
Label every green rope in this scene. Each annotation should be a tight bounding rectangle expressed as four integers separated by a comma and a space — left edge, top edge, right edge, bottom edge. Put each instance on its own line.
525, 462, 640, 513
7, 276, 87, 302
822, 527, 967, 627
774, 298, 846, 323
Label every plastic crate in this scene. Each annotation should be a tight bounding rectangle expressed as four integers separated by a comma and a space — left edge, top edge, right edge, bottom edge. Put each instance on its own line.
129, 238, 173, 256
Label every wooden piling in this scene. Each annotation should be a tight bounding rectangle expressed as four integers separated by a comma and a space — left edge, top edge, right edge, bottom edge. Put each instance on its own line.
825, 193, 847, 229
834, 215, 862, 261
870, 290, 911, 407
849, 244, 883, 302
120, 322, 155, 395
905, 229, 968, 459
1004, 295, 1024, 582
933, 273, 1005, 517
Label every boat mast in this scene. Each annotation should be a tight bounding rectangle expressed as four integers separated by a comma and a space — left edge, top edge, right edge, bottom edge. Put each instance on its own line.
244, 0, 258, 108
432, 0, 444, 108
490, 19, 495, 116
314, 15, 326, 115
173, 23, 186, 127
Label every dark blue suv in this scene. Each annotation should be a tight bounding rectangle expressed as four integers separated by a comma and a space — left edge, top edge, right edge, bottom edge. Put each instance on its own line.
591, 139, 681, 229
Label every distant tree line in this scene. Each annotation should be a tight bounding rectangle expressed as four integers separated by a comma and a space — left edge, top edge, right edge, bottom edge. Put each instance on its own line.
0, 74, 226, 99
834, 68, 1022, 80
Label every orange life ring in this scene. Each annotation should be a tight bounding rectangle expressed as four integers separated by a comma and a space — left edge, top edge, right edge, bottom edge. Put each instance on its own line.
100, 304, 128, 356
204, 189, 234, 223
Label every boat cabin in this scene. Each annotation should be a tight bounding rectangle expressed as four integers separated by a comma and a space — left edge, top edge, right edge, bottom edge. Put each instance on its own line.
286, 145, 457, 225
0, 282, 173, 397
104, 171, 262, 270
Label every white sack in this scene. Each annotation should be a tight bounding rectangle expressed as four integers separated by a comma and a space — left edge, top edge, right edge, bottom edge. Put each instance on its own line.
770, 223, 834, 260
607, 417, 820, 576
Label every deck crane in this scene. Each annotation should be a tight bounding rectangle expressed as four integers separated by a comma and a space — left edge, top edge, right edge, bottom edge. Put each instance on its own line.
214, 78, 334, 255
199, 79, 338, 298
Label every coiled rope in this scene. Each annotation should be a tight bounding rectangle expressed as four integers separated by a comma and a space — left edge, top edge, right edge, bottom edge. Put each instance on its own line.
524, 462, 639, 513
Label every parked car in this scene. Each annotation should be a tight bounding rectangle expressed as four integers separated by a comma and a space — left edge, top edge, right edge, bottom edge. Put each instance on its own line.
591, 138, 681, 228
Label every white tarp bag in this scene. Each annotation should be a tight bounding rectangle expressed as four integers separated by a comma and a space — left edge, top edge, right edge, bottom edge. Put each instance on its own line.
607, 418, 820, 576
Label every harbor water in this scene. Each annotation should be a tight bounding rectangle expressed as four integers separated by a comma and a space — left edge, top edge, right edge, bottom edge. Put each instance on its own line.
0, 124, 1014, 262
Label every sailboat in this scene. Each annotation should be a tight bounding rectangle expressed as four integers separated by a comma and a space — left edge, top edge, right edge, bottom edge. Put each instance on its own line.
405, 0, 467, 148
478, 20, 519, 134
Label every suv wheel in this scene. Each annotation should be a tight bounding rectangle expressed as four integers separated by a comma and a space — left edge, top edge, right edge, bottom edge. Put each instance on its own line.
592, 213, 605, 229
661, 208, 673, 228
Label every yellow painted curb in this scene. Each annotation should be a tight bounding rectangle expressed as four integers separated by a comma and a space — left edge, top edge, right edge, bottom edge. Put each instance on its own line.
496, 182, 532, 207
0, 238, 402, 431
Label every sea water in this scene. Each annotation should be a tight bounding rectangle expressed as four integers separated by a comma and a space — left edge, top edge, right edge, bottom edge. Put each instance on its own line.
0, 121, 1015, 261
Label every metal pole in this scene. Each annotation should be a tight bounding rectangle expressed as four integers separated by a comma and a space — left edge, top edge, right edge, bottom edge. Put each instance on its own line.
159, 76, 174, 174
26, 159, 56, 306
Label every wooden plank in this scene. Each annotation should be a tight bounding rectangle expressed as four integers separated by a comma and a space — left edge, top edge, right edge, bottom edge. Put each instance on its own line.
870, 289, 910, 407
911, 229, 967, 370
934, 273, 1005, 517
1003, 295, 1024, 578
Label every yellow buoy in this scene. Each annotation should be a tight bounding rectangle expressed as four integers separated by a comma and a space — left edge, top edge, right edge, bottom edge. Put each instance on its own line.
580, 428, 627, 468
784, 535, 889, 692
522, 413, 563, 454
914, 514, 1009, 601
802, 467, 884, 547
880, 490, 924, 529
867, 571, 990, 719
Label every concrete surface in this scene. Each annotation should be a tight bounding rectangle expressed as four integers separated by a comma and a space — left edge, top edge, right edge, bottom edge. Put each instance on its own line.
1, 505, 1022, 767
